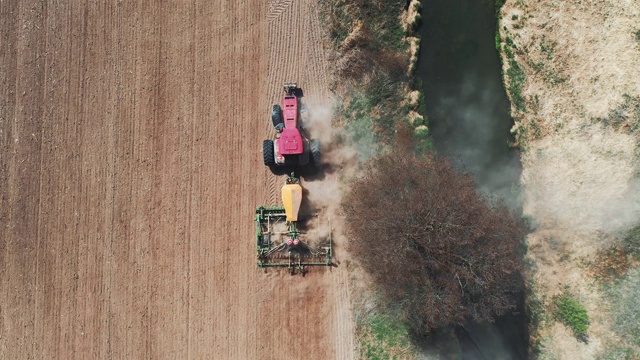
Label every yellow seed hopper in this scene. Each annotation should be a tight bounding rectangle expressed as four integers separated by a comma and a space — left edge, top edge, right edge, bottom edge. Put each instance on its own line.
281, 180, 302, 222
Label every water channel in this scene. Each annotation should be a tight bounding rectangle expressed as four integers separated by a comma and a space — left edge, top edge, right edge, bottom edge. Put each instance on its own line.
418, 0, 528, 358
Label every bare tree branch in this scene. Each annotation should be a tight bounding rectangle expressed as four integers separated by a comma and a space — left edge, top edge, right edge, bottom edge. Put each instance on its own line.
343, 151, 526, 335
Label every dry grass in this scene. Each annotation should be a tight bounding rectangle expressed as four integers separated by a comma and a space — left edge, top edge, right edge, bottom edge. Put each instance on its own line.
498, 0, 640, 357
500, 0, 640, 136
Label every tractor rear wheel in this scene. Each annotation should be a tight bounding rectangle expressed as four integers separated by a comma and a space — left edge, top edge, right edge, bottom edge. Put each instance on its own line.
263, 140, 275, 166
271, 104, 283, 128
310, 139, 321, 166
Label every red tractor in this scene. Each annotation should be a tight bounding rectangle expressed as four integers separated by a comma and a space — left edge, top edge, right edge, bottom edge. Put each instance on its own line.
263, 83, 321, 168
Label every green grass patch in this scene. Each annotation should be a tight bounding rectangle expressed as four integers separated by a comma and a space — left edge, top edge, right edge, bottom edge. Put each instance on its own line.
552, 291, 589, 341
507, 57, 526, 112
341, 72, 408, 143
342, 92, 381, 162
359, 314, 413, 360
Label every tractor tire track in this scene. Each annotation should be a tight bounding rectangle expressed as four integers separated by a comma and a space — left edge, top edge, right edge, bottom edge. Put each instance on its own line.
267, 0, 294, 23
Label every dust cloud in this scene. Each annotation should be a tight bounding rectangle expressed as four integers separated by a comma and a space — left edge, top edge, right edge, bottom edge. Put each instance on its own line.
301, 99, 362, 260
426, 72, 522, 210
523, 128, 640, 234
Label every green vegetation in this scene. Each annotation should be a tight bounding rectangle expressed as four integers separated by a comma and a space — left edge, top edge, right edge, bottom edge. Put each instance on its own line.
494, 0, 505, 51
552, 291, 589, 341
527, 279, 551, 358
323, 0, 431, 352
322, 0, 430, 152
342, 92, 381, 162
339, 73, 407, 145
417, 91, 427, 116
412, 13, 422, 32
359, 315, 414, 360
503, 36, 527, 113
635, 29, 640, 44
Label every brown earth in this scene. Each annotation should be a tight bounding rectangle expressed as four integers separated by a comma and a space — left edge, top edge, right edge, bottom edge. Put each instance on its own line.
0, 0, 354, 358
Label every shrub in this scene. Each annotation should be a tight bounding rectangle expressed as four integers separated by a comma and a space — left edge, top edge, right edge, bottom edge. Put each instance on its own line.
552, 291, 589, 341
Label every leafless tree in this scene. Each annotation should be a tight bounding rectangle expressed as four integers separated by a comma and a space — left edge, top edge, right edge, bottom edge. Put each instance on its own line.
343, 151, 526, 335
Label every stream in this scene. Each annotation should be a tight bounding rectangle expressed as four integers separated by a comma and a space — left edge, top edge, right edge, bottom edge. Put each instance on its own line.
418, 0, 528, 358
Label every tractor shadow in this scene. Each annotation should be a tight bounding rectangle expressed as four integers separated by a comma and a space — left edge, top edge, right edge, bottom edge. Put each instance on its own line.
266, 162, 330, 180
266, 165, 295, 177
298, 187, 316, 221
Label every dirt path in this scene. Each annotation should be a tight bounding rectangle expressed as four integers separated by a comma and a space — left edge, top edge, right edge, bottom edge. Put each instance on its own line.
0, 1, 354, 358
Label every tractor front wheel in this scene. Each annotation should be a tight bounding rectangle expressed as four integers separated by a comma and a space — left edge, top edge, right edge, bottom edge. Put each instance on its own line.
271, 104, 283, 128
263, 140, 275, 166
310, 139, 321, 166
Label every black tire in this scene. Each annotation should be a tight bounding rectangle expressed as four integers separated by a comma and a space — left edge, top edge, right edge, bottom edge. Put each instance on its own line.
263, 140, 275, 166
310, 139, 321, 166
271, 104, 283, 127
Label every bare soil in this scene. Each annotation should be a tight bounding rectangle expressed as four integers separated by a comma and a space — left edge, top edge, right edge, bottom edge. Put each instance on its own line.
0, 0, 354, 358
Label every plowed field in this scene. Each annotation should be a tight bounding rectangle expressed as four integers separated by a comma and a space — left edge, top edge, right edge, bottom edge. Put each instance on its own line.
0, 1, 354, 358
